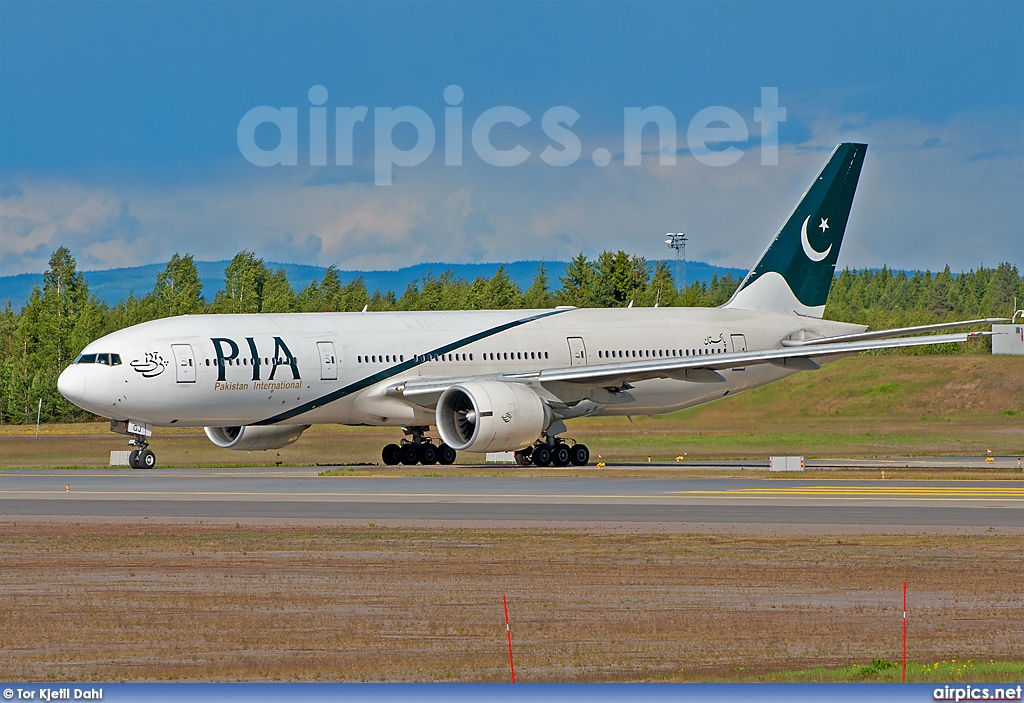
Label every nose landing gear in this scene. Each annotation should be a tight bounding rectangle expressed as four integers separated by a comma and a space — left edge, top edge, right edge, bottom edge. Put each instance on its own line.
128, 444, 157, 470
110, 419, 157, 469
381, 426, 457, 466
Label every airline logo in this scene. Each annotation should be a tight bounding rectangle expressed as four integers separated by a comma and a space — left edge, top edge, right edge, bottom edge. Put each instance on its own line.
130, 351, 168, 378
210, 336, 301, 382
800, 215, 832, 262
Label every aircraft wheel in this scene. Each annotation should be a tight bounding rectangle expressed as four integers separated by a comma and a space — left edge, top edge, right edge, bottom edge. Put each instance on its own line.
551, 443, 571, 467
532, 445, 552, 467
418, 443, 438, 465
382, 443, 401, 465
437, 444, 456, 465
569, 443, 590, 466
514, 448, 533, 466
128, 449, 141, 469
399, 443, 419, 465
139, 449, 157, 469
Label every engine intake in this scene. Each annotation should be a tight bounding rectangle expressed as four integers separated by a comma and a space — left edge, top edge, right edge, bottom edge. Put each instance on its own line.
436, 382, 547, 453
204, 424, 309, 451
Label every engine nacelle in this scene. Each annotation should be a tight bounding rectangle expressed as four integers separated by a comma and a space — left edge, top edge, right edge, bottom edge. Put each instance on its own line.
204, 424, 309, 451
436, 382, 547, 453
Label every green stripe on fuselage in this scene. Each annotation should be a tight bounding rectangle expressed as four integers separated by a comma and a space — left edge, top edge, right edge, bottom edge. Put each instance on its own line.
252, 308, 568, 426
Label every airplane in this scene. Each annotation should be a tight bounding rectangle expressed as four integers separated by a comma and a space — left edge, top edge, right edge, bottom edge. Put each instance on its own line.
57, 143, 1000, 469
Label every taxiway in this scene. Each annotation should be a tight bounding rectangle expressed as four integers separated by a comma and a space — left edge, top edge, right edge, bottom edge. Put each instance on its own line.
1, 467, 1021, 532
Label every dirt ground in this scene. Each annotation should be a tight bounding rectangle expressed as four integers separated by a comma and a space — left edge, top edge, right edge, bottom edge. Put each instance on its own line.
1, 522, 1020, 682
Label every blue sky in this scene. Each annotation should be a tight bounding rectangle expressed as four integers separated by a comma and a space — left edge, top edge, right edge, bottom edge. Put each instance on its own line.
1, 0, 1021, 276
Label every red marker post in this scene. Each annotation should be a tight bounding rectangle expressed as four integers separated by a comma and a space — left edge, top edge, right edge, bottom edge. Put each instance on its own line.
902, 581, 907, 683
504, 594, 516, 683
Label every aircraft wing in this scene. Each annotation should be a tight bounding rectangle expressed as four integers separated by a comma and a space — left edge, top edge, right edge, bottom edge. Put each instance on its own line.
503, 330, 987, 386
780, 318, 1006, 347
386, 320, 993, 404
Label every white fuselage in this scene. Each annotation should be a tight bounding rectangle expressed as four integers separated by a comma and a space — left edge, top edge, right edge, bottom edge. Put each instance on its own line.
58, 306, 862, 429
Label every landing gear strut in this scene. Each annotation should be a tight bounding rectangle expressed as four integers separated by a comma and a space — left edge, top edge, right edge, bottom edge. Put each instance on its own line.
381, 426, 456, 466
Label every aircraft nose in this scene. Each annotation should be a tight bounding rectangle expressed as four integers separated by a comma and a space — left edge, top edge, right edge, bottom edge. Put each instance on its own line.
57, 364, 87, 404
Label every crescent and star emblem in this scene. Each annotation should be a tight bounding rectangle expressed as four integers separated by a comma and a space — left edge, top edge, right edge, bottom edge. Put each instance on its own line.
800, 215, 832, 262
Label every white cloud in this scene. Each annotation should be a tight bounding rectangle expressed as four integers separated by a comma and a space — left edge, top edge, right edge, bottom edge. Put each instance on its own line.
1, 106, 1020, 278
0, 184, 144, 275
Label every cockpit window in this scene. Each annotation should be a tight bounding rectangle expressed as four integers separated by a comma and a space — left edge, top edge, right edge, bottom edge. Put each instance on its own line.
75, 353, 121, 366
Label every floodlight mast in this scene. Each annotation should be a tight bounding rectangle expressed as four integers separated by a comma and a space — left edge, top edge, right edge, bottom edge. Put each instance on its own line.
665, 232, 688, 290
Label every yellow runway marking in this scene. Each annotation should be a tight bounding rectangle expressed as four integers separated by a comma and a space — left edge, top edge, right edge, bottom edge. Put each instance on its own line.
672, 486, 1023, 498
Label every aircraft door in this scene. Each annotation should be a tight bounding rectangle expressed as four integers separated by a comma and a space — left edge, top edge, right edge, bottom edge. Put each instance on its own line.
730, 334, 747, 371
170, 344, 196, 383
317, 341, 338, 381
567, 337, 587, 366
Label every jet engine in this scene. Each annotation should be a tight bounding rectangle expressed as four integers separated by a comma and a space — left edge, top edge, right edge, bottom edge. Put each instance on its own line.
204, 424, 309, 451
436, 382, 548, 453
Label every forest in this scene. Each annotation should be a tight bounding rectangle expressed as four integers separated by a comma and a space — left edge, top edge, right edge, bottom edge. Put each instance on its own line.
2, 246, 1021, 423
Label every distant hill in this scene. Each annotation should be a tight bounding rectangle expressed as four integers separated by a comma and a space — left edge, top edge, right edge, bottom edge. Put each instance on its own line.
0, 259, 747, 311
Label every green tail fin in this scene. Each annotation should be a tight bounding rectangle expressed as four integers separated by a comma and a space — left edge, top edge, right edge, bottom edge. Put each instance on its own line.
726, 143, 867, 317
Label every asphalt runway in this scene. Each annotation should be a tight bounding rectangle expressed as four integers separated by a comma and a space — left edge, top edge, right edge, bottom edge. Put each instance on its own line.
1, 466, 1022, 532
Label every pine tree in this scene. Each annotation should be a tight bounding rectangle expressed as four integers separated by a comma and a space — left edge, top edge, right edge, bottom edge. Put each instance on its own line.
557, 254, 596, 307
524, 263, 555, 309
469, 266, 524, 309
12, 247, 103, 421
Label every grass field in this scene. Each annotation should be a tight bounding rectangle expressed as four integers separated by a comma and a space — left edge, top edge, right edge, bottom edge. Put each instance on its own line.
1, 523, 1020, 682
760, 659, 1024, 683
2, 355, 1021, 468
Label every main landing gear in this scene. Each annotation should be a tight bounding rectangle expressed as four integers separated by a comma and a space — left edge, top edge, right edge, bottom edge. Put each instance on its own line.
514, 438, 590, 467
381, 426, 456, 466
